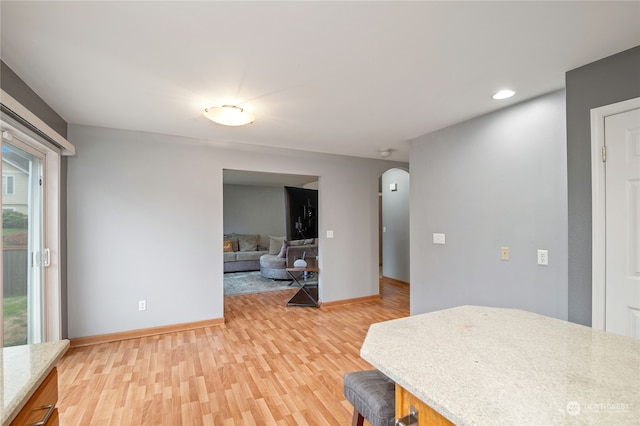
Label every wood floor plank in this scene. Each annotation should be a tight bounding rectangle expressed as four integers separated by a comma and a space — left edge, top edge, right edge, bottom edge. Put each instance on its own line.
57, 281, 409, 425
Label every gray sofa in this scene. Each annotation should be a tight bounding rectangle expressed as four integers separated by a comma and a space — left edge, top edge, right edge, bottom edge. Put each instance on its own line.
260, 238, 318, 280
223, 233, 268, 273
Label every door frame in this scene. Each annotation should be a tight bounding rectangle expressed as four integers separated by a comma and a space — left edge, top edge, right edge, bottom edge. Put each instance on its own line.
590, 97, 640, 330
1, 118, 63, 344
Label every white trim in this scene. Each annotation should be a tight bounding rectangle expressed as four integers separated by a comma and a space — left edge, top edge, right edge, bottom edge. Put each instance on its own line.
0, 89, 75, 156
43, 147, 62, 341
591, 97, 640, 330
0, 147, 3, 346
2, 175, 15, 195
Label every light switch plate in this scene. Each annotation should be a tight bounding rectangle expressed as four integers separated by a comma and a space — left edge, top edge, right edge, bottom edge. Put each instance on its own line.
326, 230, 334, 238
433, 233, 446, 244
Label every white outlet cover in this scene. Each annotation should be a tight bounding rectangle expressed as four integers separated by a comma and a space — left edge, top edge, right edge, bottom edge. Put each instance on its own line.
537, 250, 549, 266
433, 233, 446, 244
501, 247, 510, 261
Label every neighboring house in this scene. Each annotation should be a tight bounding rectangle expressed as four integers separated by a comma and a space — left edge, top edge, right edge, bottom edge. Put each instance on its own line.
2, 153, 29, 215
2, 152, 29, 299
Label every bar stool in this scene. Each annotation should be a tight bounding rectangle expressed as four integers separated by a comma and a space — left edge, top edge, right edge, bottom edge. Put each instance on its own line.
343, 370, 396, 426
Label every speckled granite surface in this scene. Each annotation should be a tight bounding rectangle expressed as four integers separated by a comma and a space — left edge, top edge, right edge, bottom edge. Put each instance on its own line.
1, 340, 69, 425
361, 306, 640, 425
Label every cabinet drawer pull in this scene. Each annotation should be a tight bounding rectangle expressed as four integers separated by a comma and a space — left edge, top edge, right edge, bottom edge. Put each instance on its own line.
396, 405, 418, 426
30, 404, 55, 426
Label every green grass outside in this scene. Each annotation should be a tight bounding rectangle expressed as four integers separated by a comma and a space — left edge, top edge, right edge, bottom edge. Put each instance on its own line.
2, 228, 24, 236
3, 295, 27, 346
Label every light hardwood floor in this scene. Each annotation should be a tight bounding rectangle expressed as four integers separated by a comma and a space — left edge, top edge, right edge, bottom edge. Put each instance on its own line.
57, 282, 409, 425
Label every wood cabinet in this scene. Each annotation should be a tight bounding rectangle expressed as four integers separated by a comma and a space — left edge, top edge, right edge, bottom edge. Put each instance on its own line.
396, 385, 453, 426
10, 368, 59, 426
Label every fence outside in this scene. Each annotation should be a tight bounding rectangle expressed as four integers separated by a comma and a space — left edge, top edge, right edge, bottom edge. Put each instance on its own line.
3, 246, 28, 297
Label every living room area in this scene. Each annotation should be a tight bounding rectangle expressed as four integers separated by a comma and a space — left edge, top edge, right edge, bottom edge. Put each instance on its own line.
222, 169, 319, 299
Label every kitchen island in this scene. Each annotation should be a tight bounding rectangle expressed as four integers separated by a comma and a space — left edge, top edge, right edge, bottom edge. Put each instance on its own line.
1, 340, 70, 425
360, 306, 639, 425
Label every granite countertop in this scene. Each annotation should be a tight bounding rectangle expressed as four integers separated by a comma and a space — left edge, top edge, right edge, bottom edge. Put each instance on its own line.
360, 305, 640, 425
1, 340, 70, 425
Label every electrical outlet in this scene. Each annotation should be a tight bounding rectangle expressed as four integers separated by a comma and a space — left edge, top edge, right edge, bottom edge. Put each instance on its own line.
138, 300, 147, 311
537, 250, 549, 266
501, 247, 510, 261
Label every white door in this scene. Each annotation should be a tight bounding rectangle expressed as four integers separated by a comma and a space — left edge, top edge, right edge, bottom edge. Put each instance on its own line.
605, 106, 640, 338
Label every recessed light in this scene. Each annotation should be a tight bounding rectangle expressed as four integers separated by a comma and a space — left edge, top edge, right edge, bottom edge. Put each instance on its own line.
492, 90, 516, 100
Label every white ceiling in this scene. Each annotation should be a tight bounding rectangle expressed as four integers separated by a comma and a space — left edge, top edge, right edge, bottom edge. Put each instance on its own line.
1, 1, 639, 162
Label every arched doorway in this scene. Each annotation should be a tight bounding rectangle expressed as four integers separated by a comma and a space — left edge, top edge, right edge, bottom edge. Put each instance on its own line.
379, 168, 410, 287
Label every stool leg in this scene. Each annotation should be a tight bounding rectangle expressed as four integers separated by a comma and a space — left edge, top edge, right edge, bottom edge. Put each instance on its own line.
351, 408, 364, 426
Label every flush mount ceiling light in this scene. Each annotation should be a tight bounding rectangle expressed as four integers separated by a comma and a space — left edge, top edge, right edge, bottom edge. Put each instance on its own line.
379, 149, 392, 158
203, 105, 254, 126
492, 90, 516, 100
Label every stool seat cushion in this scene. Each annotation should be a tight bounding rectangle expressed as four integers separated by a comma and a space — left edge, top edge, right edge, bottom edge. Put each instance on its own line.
343, 370, 395, 426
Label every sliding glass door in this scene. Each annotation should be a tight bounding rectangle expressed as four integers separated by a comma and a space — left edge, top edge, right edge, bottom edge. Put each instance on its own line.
2, 138, 45, 347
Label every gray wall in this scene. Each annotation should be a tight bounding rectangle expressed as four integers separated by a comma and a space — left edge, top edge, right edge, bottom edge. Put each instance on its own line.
566, 45, 640, 326
382, 168, 410, 282
409, 90, 568, 320
66, 125, 407, 338
223, 184, 287, 245
1, 61, 68, 138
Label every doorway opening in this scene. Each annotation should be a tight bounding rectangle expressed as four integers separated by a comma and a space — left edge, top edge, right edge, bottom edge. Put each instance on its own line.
222, 169, 318, 298
379, 168, 410, 298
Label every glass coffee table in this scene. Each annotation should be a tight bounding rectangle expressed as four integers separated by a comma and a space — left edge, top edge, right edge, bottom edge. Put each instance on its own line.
286, 260, 319, 307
